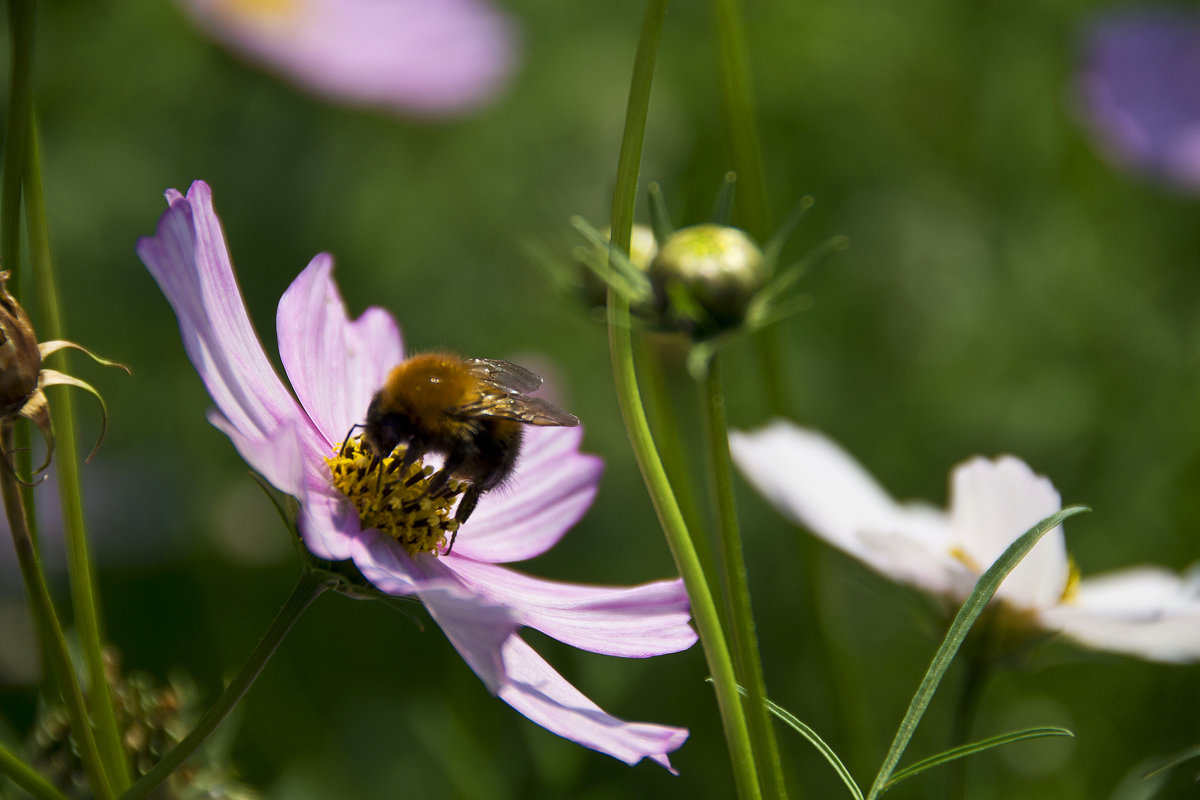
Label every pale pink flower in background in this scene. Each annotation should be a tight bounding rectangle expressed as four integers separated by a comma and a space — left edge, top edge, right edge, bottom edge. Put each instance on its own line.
178, 0, 517, 115
136, 180, 696, 769
730, 420, 1200, 663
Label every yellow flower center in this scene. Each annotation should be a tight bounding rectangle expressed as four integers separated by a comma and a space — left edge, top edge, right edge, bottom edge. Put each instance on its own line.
215, 0, 298, 25
325, 436, 463, 557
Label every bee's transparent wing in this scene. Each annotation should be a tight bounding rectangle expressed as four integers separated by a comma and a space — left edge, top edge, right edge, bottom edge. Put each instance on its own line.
465, 358, 543, 393
463, 392, 580, 427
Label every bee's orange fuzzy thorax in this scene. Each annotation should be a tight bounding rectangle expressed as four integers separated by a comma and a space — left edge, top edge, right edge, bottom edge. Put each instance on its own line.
380, 352, 478, 436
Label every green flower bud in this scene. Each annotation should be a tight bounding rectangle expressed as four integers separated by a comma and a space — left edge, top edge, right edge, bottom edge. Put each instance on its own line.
648, 224, 766, 334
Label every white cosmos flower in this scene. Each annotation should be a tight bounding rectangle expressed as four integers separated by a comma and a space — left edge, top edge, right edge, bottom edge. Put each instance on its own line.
729, 420, 1200, 663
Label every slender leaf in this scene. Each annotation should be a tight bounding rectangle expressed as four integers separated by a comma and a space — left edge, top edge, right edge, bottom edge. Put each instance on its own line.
866, 505, 1090, 800
753, 689, 863, 800
1142, 743, 1200, 780
882, 726, 1073, 792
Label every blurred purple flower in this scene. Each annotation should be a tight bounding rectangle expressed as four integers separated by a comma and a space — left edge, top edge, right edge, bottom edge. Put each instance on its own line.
136, 181, 695, 769
1075, 7, 1200, 191
178, 0, 517, 115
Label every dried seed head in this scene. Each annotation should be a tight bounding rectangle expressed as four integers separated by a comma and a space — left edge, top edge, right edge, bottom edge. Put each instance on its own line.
0, 271, 42, 414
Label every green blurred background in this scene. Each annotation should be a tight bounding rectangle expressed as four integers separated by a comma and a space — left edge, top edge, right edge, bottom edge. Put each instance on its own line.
1, 0, 1198, 797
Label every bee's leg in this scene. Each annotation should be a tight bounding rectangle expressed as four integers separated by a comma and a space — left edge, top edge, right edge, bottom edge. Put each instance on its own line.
443, 484, 482, 556
454, 484, 482, 523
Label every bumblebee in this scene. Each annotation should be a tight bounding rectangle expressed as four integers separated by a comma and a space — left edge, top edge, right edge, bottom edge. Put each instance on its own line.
362, 352, 580, 525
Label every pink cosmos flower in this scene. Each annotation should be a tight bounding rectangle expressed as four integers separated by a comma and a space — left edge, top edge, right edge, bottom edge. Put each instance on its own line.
730, 420, 1200, 663
178, 0, 517, 115
136, 180, 695, 770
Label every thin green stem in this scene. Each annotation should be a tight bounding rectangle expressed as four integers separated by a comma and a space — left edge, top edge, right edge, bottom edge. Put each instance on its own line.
712, 0, 794, 420
635, 337, 722, 615
3, 0, 38, 576
607, 3, 760, 797
713, 0, 769, 242
0, 741, 70, 800
0, 424, 115, 800
2, 0, 32, 292
24, 110, 132, 793
946, 647, 991, 798
121, 570, 328, 800
702, 354, 789, 798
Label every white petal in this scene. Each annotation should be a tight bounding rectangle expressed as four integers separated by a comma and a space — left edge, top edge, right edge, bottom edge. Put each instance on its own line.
949, 456, 1068, 609
1038, 565, 1200, 663
730, 421, 959, 593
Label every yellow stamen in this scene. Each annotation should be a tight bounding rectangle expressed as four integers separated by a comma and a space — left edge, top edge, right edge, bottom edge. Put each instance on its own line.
325, 436, 463, 557
1059, 557, 1082, 603
949, 546, 983, 573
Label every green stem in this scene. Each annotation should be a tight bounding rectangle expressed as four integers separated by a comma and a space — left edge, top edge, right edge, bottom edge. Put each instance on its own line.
713, 0, 769, 242
702, 354, 789, 798
1, 0, 32, 292
0, 741, 70, 800
121, 570, 328, 800
635, 337, 722, 616
3, 0, 38, 576
946, 646, 991, 798
0, 424, 115, 800
24, 110, 132, 793
712, 0, 793, 420
607, 3, 760, 797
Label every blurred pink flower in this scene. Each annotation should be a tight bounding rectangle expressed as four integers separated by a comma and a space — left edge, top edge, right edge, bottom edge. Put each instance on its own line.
178, 0, 517, 115
137, 180, 695, 769
1074, 7, 1200, 191
731, 420, 1200, 663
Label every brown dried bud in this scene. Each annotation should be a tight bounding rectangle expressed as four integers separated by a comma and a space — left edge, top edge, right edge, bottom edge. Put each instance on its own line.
0, 271, 42, 415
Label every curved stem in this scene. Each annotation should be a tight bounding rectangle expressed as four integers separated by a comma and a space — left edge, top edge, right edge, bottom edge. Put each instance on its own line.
24, 109, 132, 792
0, 741, 70, 800
607, 3, 760, 797
0, 424, 115, 800
702, 355, 789, 798
121, 569, 328, 800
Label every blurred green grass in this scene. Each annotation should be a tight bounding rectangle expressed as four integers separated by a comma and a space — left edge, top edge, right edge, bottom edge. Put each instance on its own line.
0, 0, 1197, 797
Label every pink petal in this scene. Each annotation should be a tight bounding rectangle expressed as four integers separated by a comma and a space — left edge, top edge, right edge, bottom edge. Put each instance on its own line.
497, 636, 689, 771
1038, 566, 1200, 663
447, 558, 697, 657
352, 533, 521, 688
207, 409, 305, 496
730, 421, 961, 593
277, 255, 404, 444
178, 0, 517, 115
136, 181, 326, 463
453, 427, 603, 563
297, 469, 366, 562
353, 534, 689, 768
949, 456, 1069, 610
